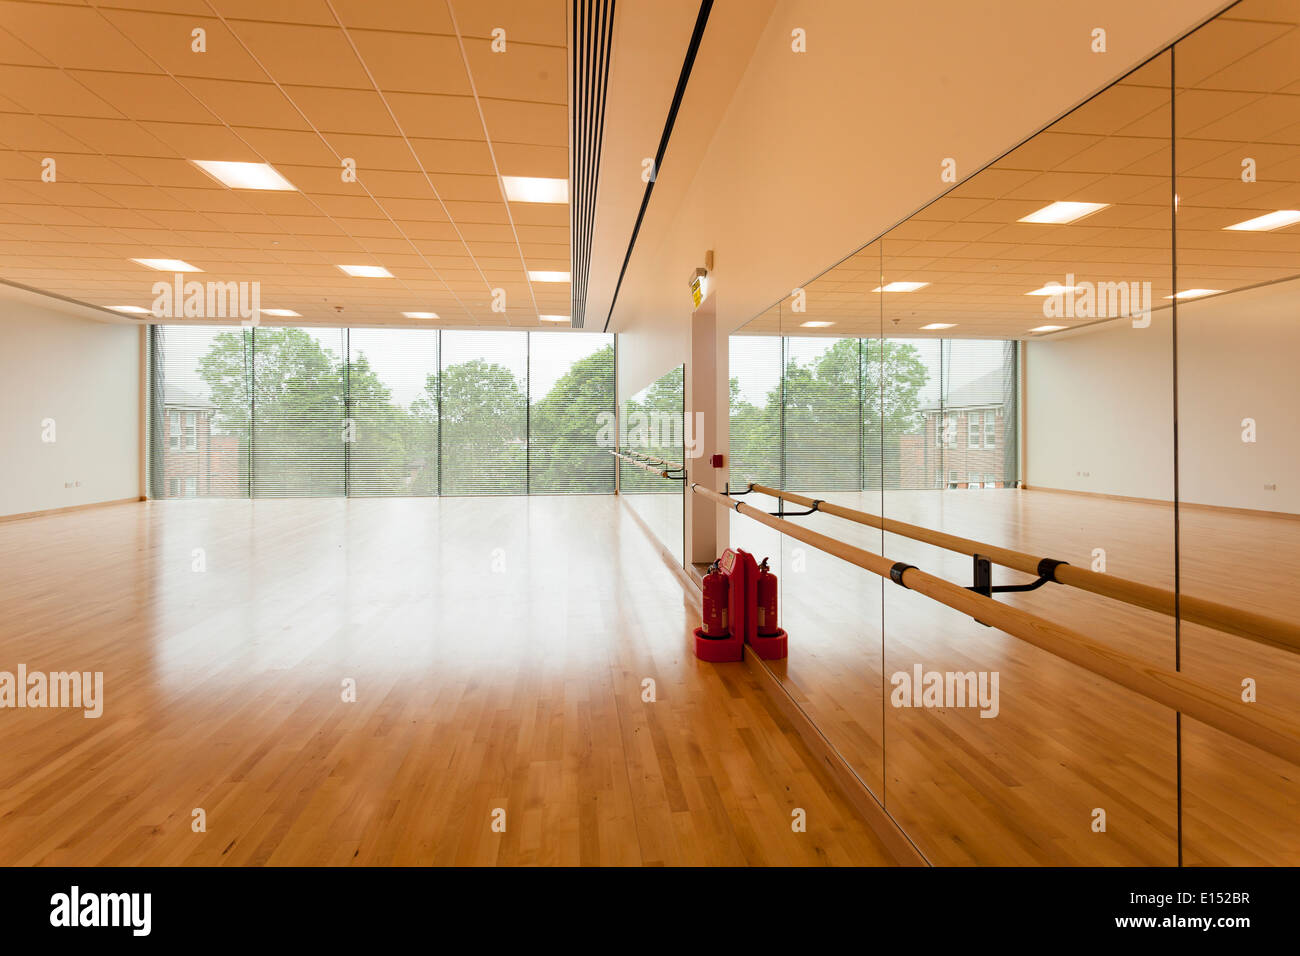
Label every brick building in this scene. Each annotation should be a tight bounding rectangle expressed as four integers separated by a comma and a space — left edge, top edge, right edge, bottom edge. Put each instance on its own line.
896, 369, 1014, 489
161, 386, 242, 497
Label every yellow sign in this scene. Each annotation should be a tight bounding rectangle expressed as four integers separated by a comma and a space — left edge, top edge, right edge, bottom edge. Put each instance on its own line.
690, 275, 703, 308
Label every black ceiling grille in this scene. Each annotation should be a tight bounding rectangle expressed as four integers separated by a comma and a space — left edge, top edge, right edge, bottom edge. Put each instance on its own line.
570, 0, 615, 329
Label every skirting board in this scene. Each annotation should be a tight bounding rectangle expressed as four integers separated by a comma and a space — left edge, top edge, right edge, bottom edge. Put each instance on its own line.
1024, 484, 1300, 521
620, 496, 927, 866
0, 495, 144, 524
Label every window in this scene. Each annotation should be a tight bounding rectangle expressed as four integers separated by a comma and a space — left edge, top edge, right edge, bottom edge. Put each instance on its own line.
948, 469, 959, 489
984, 410, 997, 448
151, 326, 615, 499
969, 474, 979, 488
185, 477, 197, 497
968, 411, 981, 448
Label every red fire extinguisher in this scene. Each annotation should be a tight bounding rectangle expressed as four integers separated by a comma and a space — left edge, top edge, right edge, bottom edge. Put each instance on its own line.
700, 561, 730, 638
756, 557, 780, 637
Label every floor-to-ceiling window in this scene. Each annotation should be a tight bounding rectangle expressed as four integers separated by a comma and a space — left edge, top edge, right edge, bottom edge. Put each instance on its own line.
149, 327, 615, 498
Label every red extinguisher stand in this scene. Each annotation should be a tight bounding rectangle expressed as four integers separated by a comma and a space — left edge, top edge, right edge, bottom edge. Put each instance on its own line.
693, 548, 753, 662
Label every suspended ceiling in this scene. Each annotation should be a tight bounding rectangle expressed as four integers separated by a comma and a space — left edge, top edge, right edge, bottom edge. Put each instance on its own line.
0, 0, 572, 328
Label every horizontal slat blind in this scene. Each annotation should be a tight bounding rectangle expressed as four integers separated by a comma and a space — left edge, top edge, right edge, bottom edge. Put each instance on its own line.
728, 335, 782, 488
528, 332, 615, 494
150, 324, 251, 498
347, 328, 440, 496
439, 330, 527, 496
784, 337, 861, 493
620, 364, 683, 494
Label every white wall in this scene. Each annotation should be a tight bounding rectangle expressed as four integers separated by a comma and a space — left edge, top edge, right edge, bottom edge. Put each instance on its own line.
1026, 279, 1300, 514
0, 296, 140, 517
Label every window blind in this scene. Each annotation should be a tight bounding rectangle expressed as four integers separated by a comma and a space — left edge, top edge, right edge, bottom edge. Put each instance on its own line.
438, 330, 527, 496
528, 332, 616, 494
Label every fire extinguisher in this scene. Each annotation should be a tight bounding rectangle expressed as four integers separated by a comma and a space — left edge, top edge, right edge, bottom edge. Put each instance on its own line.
756, 557, 780, 636
700, 560, 730, 638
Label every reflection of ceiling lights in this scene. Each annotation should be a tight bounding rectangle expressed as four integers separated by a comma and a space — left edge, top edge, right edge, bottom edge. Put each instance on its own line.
800, 321, 833, 327
501, 176, 569, 203
132, 258, 201, 272
1163, 289, 1221, 300
338, 264, 393, 278
192, 160, 296, 191
1017, 201, 1109, 224
920, 323, 955, 330
528, 271, 571, 282
1025, 284, 1080, 296
539, 315, 570, 322
402, 311, 438, 319
1029, 325, 1066, 333
110, 305, 150, 314
1223, 210, 1300, 232
872, 281, 929, 292
262, 309, 300, 317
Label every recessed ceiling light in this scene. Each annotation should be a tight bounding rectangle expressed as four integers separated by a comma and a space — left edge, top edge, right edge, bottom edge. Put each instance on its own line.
110, 305, 150, 314
1025, 284, 1081, 296
338, 264, 393, 278
872, 281, 929, 293
920, 323, 955, 330
1223, 210, 1300, 232
539, 315, 570, 322
1017, 201, 1109, 224
261, 308, 300, 317
502, 176, 569, 204
800, 321, 834, 328
1163, 289, 1221, 300
192, 160, 296, 191
402, 311, 439, 319
1029, 325, 1066, 333
132, 257, 201, 272
528, 270, 570, 282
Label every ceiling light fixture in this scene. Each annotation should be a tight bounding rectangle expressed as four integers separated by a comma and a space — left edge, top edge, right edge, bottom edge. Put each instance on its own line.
1163, 289, 1221, 300
402, 311, 439, 319
109, 305, 150, 314
1223, 210, 1300, 232
131, 258, 201, 272
800, 321, 834, 328
501, 176, 569, 203
1017, 201, 1109, 224
192, 160, 297, 191
920, 323, 956, 330
539, 315, 570, 322
261, 309, 300, 317
1025, 284, 1081, 296
338, 264, 393, 278
528, 270, 570, 282
872, 281, 929, 293
1029, 325, 1066, 333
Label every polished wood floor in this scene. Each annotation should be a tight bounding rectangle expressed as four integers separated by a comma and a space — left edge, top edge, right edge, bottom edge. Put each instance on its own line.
0, 496, 896, 866
729, 488, 1300, 866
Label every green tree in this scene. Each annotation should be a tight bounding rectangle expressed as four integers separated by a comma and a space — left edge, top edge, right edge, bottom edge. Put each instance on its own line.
529, 344, 615, 493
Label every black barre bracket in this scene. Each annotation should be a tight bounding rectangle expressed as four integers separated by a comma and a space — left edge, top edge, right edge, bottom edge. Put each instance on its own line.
967, 554, 1069, 598
770, 498, 822, 518
723, 482, 755, 496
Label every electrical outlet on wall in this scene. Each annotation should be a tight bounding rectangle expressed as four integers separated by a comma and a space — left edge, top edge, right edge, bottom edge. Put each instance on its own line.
1264, 482, 1277, 491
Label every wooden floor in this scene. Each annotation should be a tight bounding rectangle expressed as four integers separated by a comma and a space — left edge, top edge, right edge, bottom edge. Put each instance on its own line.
729, 488, 1300, 866
0, 496, 896, 866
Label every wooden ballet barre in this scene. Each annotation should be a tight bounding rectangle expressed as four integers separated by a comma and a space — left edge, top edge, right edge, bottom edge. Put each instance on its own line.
610, 450, 684, 480
693, 482, 1300, 769
741, 482, 1300, 657
622, 449, 684, 472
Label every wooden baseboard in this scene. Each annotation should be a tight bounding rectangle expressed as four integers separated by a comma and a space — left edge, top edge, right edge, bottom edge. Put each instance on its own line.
618, 495, 698, 598
741, 649, 928, 866
626, 499, 927, 866
0, 496, 143, 524
1024, 484, 1300, 521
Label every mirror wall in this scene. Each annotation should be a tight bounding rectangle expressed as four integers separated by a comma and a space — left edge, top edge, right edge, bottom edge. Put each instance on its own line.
727, 0, 1298, 865
620, 364, 686, 567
